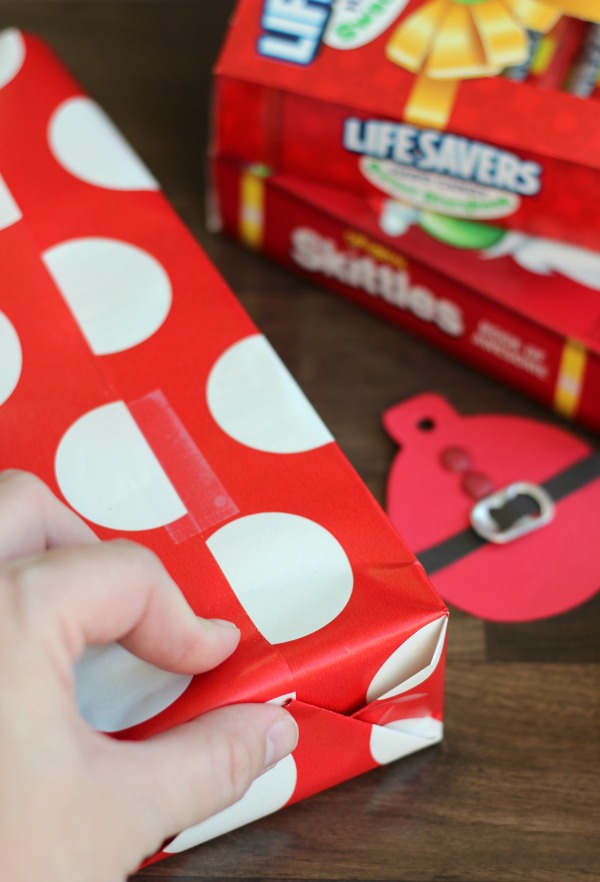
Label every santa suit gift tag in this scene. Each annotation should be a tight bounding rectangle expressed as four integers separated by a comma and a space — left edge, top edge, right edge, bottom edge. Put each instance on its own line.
384, 394, 600, 622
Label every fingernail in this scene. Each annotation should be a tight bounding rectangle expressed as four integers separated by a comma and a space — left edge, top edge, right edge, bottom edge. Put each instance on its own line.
207, 618, 240, 633
264, 712, 299, 770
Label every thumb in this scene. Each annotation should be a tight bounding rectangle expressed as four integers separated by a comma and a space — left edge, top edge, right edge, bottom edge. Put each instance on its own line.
116, 703, 298, 856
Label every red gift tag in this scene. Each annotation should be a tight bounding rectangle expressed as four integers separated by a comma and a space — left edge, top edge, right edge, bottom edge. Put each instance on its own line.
385, 394, 600, 622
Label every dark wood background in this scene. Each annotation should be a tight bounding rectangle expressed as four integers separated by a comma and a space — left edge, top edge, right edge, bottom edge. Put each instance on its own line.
1, 3, 598, 881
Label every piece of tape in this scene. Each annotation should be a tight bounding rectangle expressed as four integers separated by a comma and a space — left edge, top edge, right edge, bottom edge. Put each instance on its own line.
128, 390, 239, 543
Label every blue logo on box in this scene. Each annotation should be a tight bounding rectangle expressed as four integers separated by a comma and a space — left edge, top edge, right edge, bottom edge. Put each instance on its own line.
258, 0, 334, 65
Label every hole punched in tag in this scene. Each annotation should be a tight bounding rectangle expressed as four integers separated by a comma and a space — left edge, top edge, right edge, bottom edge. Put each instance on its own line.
470, 482, 555, 544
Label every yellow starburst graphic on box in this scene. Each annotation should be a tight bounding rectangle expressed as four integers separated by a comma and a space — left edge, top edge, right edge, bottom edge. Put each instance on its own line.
386, 0, 600, 128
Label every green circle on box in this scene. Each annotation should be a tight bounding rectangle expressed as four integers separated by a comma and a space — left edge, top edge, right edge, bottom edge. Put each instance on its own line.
418, 212, 506, 250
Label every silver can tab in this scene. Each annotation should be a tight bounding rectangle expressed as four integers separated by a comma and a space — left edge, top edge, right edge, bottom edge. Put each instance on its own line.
470, 481, 555, 545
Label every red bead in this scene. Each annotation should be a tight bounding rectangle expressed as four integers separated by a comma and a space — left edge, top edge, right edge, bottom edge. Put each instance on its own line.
462, 471, 494, 500
440, 446, 471, 473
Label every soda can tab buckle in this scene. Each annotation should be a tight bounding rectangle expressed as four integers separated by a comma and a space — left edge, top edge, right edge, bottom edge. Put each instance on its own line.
470, 481, 555, 545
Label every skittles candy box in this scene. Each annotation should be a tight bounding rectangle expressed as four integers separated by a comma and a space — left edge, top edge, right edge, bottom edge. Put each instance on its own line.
214, 0, 600, 250
211, 157, 600, 435
0, 29, 448, 866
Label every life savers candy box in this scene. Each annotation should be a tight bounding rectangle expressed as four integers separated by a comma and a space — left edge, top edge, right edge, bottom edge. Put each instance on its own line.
0, 29, 448, 864
213, 0, 600, 250
211, 156, 600, 435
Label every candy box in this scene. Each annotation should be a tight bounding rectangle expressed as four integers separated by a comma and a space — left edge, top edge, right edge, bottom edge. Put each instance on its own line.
211, 156, 600, 435
0, 29, 448, 863
213, 0, 600, 250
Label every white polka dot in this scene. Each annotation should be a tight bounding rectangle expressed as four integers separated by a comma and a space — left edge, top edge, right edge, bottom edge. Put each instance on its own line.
366, 617, 448, 702
42, 237, 171, 355
0, 312, 22, 405
0, 29, 25, 89
0, 174, 21, 230
165, 753, 297, 852
268, 692, 297, 706
75, 643, 192, 733
48, 96, 159, 191
370, 717, 443, 765
55, 401, 186, 531
206, 513, 353, 644
207, 335, 333, 453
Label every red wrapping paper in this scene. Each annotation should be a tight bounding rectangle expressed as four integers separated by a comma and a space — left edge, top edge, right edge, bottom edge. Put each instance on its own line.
0, 29, 447, 862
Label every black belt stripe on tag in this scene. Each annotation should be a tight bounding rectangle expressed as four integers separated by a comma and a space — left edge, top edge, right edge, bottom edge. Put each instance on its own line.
417, 452, 600, 575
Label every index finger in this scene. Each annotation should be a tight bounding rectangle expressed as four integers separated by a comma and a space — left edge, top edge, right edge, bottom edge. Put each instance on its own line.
3, 538, 240, 676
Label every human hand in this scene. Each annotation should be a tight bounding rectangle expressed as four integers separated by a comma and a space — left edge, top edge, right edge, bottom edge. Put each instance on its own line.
0, 470, 298, 882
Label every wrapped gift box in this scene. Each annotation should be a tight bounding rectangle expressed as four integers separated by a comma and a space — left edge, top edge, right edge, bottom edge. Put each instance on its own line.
0, 29, 448, 863
213, 0, 600, 250
211, 156, 600, 435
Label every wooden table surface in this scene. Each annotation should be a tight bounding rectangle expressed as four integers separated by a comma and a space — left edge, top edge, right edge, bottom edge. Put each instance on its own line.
2, 3, 598, 881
